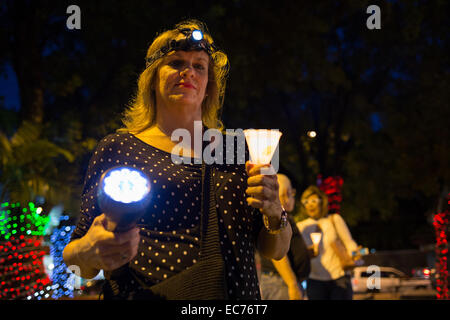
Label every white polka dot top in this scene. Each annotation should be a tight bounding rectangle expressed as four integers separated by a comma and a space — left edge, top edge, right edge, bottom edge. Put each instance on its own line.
71, 133, 263, 299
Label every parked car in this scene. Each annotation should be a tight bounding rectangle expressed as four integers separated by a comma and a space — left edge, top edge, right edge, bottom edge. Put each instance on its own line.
351, 266, 432, 293
411, 267, 434, 279
411, 267, 437, 289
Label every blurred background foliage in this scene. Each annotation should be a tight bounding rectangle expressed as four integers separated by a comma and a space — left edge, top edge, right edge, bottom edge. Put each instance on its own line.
0, 0, 448, 249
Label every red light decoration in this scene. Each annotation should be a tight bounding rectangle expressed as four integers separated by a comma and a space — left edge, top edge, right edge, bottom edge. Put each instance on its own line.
0, 202, 51, 300
317, 175, 344, 215
432, 192, 450, 300
0, 235, 50, 299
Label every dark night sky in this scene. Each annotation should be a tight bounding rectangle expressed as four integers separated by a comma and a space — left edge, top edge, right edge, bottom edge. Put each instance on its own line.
0, 63, 20, 111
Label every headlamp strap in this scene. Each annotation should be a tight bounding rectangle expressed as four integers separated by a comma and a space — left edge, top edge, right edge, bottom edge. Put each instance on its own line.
145, 28, 216, 68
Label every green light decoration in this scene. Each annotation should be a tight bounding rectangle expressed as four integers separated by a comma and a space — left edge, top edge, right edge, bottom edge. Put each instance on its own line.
0, 202, 50, 241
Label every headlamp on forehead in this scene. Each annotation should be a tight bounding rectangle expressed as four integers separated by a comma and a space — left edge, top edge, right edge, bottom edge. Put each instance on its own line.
145, 28, 216, 68
191, 29, 203, 41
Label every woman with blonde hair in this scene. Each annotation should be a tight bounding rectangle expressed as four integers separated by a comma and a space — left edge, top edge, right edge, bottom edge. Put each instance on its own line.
296, 185, 360, 300
119, 20, 229, 137
63, 19, 291, 300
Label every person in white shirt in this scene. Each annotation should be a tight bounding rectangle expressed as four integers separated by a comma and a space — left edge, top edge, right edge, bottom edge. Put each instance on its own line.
296, 185, 359, 300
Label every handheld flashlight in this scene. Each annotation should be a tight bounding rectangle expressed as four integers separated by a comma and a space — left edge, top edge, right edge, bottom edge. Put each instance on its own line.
97, 166, 151, 232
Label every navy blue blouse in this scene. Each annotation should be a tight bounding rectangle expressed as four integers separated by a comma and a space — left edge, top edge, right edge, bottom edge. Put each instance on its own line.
71, 132, 263, 299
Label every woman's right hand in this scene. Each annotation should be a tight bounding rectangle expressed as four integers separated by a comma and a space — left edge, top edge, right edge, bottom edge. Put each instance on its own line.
76, 213, 141, 271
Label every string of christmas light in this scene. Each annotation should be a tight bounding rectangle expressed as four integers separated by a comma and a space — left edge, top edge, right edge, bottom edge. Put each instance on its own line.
1, 202, 50, 240
317, 175, 344, 214
433, 192, 449, 300
0, 202, 52, 300
49, 217, 77, 299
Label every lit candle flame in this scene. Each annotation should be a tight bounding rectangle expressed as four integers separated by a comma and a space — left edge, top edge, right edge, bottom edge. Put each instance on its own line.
310, 232, 322, 245
244, 129, 282, 165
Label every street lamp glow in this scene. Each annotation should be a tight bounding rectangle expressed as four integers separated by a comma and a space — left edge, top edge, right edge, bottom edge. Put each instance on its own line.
307, 131, 317, 138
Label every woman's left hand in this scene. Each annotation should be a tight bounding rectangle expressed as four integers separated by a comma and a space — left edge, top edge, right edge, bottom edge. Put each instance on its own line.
245, 161, 283, 219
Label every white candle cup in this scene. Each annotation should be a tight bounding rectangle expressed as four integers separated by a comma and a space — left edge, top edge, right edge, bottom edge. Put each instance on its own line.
244, 129, 282, 175
310, 232, 322, 255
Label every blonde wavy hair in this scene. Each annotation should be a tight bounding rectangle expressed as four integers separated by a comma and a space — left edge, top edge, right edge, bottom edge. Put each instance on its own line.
299, 185, 329, 219
119, 19, 229, 134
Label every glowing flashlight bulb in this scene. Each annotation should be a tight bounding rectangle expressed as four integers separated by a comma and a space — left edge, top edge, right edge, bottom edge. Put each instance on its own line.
103, 168, 149, 203
192, 30, 203, 41
98, 166, 152, 232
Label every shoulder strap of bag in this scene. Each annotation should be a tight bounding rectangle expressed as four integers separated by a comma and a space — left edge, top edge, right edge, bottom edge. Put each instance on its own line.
134, 156, 227, 299
199, 162, 222, 257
